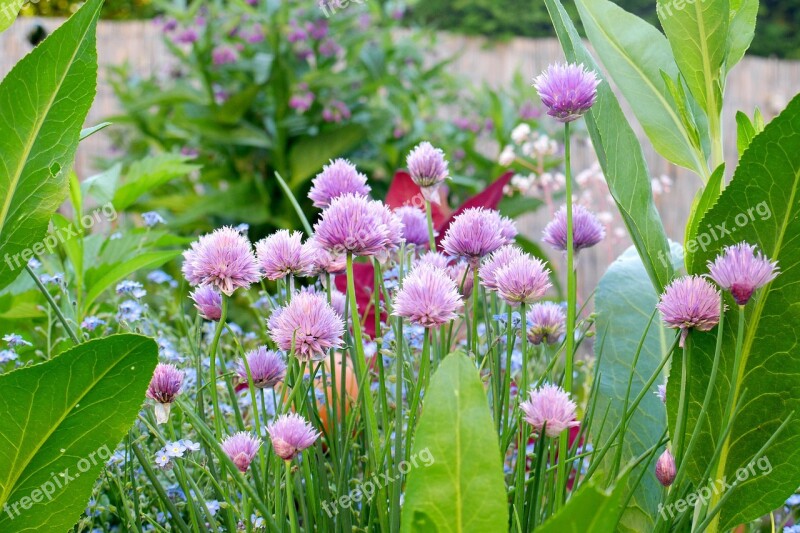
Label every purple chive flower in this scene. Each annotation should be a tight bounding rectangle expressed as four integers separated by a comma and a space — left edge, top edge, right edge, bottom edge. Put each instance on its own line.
375, 202, 405, 262
313, 194, 393, 257
533, 63, 600, 123
147, 363, 184, 424
655, 449, 676, 487
520, 383, 580, 438
542, 204, 606, 252
289, 92, 315, 113
174, 28, 199, 44
329, 289, 347, 318
308, 159, 371, 208
406, 142, 450, 204
448, 261, 474, 298
190, 285, 223, 321
441, 208, 511, 266
256, 230, 313, 280
393, 263, 463, 328
527, 302, 566, 345
417, 251, 450, 270
707, 242, 779, 306
267, 413, 320, 461
221, 432, 262, 472
322, 101, 351, 123
212, 45, 239, 66
236, 347, 286, 389
481, 245, 525, 291
268, 291, 344, 361
657, 275, 722, 347
395, 206, 429, 247
493, 254, 551, 306
319, 39, 341, 57
182, 226, 261, 296
303, 238, 346, 276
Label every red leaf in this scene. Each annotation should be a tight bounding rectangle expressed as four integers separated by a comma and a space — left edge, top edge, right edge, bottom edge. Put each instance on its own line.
384, 170, 449, 228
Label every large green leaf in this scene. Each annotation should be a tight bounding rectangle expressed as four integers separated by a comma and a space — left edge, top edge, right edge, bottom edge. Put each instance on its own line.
684, 164, 724, 271
0, 0, 25, 32
575, 0, 705, 175
0, 0, 102, 290
657, 0, 729, 115
537, 474, 631, 533
676, 93, 800, 529
593, 244, 682, 532
401, 352, 507, 532
0, 334, 158, 531
543, 0, 673, 293
725, 0, 759, 72
289, 124, 367, 187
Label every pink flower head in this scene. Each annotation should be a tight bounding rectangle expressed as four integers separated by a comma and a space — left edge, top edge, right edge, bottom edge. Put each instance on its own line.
417, 251, 450, 270
329, 289, 347, 318
190, 285, 222, 321
448, 261, 474, 298
267, 413, 320, 461
657, 275, 721, 347
406, 141, 450, 203
256, 230, 313, 280
542, 204, 605, 252
309, 159, 370, 208
147, 363, 184, 424
395, 206, 429, 247
494, 254, 551, 306
221, 432, 262, 472
303, 237, 346, 276
236, 347, 286, 389
533, 63, 599, 123
212, 45, 239, 66
313, 194, 393, 257
655, 449, 676, 487
441, 208, 510, 266
520, 383, 580, 438
480, 245, 525, 291
707, 242, 779, 306
268, 290, 344, 361
375, 202, 405, 262
182, 226, 261, 296
527, 302, 566, 345
393, 263, 463, 328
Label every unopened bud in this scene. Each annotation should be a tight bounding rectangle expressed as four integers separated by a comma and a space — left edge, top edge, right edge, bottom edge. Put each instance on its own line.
655, 449, 676, 487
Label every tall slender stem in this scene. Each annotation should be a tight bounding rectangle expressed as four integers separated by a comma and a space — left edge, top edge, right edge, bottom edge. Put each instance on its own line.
208, 296, 229, 438
514, 302, 529, 524
471, 266, 480, 357
286, 460, 299, 533
673, 335, 691, 464
26, 265, 79, 344
425, 199, 436, 251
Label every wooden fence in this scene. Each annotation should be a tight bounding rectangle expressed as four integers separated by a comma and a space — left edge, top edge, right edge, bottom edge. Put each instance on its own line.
2, 18, 799, 289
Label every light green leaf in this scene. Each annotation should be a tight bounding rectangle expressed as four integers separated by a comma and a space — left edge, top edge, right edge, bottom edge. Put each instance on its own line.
401, 352, 507, 532
726, 0, 759, 72
79, 122, 112, 141
575, 0, 705, 175
537, 474, 631, 533
114, 154, 201, 211
657, 0, 729, 115
544, 0, 674, 293
0, 0, 102, 291
684, 164, 725, 270
289, 124, 367, 187
83, 250, 181, 312
735, 111, 756, 156
679, 93, 800, 528
0, 0, 25, 32
0, 334, 158, 532
82, 163, 122, 207
593, 244, 681, 533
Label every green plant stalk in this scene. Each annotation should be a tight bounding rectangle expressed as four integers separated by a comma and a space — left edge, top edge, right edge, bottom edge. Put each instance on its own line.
513, 302, 530, 523
706, 305, 747, 532
406, 328, 431, 461
286, 460, 299, 533
131, 442, 192, 533
673, 335, 692, 464
25, 264, 80, 344
471, 266, 480, 356
425, 199, 436, 250
556, 120, 575, 507
392, 318, 404, 531
345, 252, 388, 530
208, 296, 229, 438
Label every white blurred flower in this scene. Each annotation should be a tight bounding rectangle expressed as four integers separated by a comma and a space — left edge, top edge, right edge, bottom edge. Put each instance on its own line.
499, 146, 516, 166
511, 123, 531, 144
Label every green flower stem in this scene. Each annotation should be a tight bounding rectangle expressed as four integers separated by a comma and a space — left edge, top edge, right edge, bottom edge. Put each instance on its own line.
406, 328, 431, 461
673, 336, 691, 465
425, 199, 436, 251
392, 317, 404, 531
26, 264, 80, 345
471, 266, 480, 356
208, 295, 229, 439
286, 460, 299, 533
556, 120, 575, 507
345, 252, 388, 530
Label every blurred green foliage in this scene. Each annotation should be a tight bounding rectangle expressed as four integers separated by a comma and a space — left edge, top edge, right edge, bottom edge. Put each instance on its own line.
21, 0, 155, 19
